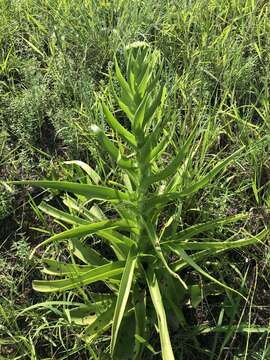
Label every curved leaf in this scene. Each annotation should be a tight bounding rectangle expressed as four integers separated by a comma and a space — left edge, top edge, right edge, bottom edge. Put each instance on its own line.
102, 102, 136, 147
10, 180, 129, 201
91, 125, 137, 170
162, 213, 247, 242
64, 160, 101, 185
33, 261, 125, 292
172, 248, 246, 300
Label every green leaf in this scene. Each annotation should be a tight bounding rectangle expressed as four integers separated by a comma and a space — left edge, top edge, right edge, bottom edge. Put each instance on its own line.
137, 62, 152, 97
144, 85, 166, 125
133, 286, 146, 359
40, 201, 134, 251
126, 53, 136, 94
172, 248, 246, 300
162, 213, 247, 242
82, 299, 116, 344
102, 102, 136, 147
111, 245, 137, 355
179, 146, 245, 196
133, 94, 149, 134
142, 219, 187, 290
68, 298, 115, 325
39, 201, 133, 260
117, 95, 135, 122
145, 268, 175, 360
69, 238, 109, 265
10, 180, 129, 201
147, 147, 245, 208
166, 236, 265, 251
134, 335, 158, 356
114, 55, 134, 97
17, 301, 83, 317
91, 125, 137, 170
159, 272, 187, 327
196, 324, 270, 334
41, 259, 94, 276
64, 160, 101, 185
31, 219, 138, 257
150, 130, 172, 162
190, 285, 202, 308
143, 124, 199, 187
39, 201, 89, 225
33, 261, 125, 292
171, 229, 269, 272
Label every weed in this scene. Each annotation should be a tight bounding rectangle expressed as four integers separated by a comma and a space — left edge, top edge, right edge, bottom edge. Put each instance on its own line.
12, 43, 269, 359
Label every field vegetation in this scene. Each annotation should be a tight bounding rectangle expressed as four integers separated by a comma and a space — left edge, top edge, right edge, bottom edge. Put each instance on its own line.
0, 0, 270, 359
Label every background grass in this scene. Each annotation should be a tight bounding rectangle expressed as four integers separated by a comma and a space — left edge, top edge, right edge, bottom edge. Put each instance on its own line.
0, 0, 269, 359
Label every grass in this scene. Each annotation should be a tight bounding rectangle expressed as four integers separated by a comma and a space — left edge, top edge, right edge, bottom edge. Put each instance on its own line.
0, 0, 270, 359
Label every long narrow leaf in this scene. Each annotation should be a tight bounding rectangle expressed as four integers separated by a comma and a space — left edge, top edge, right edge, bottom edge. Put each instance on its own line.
114, 56, 133, 97
10, 180, 129, 201
165, 235, 265, 251
111, 246, 137, 354
143, 124, 199, 187
179, 146, 245, 196
39, 201, 88, 225
31, 219, 138, 257
69, 238, 109, 265
162, 213, 247, 242
91, 125, 137, 170
64, 160, 101, 185
144, 85, 166, 124
42, 259, 93, 276
147, 147, 245, 208
174, 248, 246, 299
82, 300, 116, 344
33, 261, 125, 292
145, 268, 175, 360
102, 102, 136, 147
171, 229, 268, 272
133, 286, 146, 358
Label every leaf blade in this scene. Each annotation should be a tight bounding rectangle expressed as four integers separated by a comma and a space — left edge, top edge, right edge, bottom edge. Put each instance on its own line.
111, 246, 137, 354
10, 180, 129, 201
145, 268, 175, 360
33, 261, 125, 292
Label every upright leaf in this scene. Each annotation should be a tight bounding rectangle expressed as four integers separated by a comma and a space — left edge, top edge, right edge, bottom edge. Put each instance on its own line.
111, 245, 137, 355
102, 102, 136, 147
145, 268, 175, 360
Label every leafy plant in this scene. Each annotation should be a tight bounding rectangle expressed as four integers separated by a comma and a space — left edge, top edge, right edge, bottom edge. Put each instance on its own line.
11, 42, 268, 359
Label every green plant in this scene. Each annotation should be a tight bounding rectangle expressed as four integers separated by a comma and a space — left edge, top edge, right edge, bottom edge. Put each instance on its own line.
11, 42, 269, 359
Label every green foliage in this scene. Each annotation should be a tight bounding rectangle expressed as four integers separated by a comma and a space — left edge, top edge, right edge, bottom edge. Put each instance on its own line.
12, 43, 269, 360
1, 1, 270, 359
